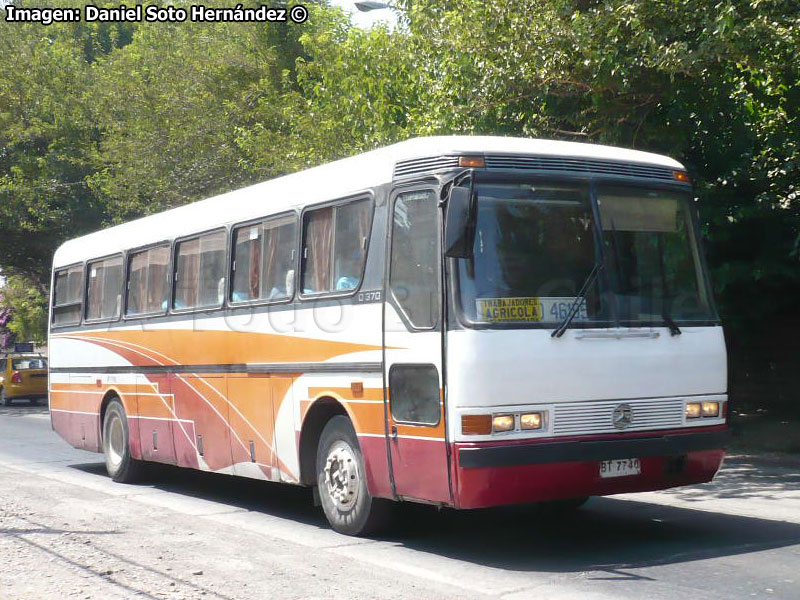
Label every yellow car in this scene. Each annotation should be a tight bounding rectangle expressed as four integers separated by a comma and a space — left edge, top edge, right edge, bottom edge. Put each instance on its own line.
0, 355, 48, 406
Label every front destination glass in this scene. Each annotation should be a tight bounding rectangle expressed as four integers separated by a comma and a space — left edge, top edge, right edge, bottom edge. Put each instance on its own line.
456, 180, 717, 328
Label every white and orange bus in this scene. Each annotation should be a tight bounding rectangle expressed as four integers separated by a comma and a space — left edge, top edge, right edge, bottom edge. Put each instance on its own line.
49, 136, 728, 535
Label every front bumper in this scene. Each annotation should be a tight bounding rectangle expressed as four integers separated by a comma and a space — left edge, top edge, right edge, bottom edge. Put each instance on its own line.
452, 426, 727, 509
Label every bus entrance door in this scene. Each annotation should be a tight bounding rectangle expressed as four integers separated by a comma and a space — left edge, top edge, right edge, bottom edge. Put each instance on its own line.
383, 187, 451, 504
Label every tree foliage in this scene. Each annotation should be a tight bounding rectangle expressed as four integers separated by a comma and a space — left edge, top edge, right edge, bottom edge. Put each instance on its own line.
0, 16, 114, 283
0, 273, 48, 346
0, 1, 798, 409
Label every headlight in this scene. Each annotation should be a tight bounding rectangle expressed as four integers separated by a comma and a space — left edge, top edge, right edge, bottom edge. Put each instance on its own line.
520, 412, 543, 430
702, 401, 720, 417
685, 402, 702, 419
462, 410, 549, 435
492, 415, 515, 432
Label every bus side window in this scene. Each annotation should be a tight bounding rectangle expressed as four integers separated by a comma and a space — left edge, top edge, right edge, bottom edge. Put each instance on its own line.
390, 190, 439, 328
231, 214, 297, 303
127, 245, 170, 316
389, 364, 441, 425
231, 225, 259, 302
302, 207, 333, 294
52, 265, 83, 325
333, 200, 371, 292
302, 199, 372, 296
261, 215, 296, 300
175, 230, 226, 310
86, 255, 123, 321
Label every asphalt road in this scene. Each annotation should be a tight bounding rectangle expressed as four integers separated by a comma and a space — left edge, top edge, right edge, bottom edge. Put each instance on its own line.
0, 403, 798, 600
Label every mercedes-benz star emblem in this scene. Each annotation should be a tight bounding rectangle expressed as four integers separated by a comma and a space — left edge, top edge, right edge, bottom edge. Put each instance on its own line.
612, 403, 633, 429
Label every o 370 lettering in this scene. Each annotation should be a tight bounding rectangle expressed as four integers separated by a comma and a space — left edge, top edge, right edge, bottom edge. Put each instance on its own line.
357, 291, 382, 303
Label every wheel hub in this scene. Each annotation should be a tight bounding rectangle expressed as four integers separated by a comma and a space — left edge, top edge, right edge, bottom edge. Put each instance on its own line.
323, 441, 360, 511
107, 414, 124, 469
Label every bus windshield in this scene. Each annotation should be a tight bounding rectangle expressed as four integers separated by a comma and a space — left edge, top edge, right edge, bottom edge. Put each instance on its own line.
455, 181, 717, 327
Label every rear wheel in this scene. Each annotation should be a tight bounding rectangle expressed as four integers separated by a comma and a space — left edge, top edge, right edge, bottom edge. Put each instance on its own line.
316, 415, 391, 536
1, 388, 10, 406
102, 399, 144, 483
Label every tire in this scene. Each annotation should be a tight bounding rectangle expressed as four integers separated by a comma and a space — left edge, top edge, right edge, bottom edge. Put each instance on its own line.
1, 388, 10, 406
316, 415, 392, 536
102, 399, 144, 483
30, 397, 40, 406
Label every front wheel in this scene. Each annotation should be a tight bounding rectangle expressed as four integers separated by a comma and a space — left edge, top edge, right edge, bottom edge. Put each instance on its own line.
316, 415, 391, 536
102, 399, 144, 483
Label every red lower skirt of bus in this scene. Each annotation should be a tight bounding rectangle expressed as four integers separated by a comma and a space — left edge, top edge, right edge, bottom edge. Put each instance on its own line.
451, 426, 727, 509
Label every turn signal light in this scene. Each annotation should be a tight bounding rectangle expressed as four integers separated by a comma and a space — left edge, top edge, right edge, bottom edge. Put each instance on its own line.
685, 402, 702, 419
461, 414, 491, 435
702, 401, 720, 417
11, 371, 22, 384
458, 156, 485, 168
673, 170, 691, 183
492, 415, 515, 433
520, 412, 543, 430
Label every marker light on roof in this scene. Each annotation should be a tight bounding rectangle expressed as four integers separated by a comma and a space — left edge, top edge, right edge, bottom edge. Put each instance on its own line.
459, 156, 485, 168
673, 171, 691, 183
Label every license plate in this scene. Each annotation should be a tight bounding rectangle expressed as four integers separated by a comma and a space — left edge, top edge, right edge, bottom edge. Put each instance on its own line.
599, 458, 641, 478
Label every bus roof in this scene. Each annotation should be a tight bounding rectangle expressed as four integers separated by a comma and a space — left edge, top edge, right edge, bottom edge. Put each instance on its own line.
53, 136, 684, 268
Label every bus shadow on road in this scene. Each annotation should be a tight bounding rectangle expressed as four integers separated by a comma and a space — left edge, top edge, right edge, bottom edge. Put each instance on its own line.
69, 461, 800, 575
391, 497, 800, 575
72, 461, 327, 528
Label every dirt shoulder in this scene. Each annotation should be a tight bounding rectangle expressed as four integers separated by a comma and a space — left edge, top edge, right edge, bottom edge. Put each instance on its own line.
0, 462, 463, 600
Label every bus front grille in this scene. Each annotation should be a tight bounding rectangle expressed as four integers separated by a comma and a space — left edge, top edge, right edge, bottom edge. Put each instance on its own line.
552, 397, 684, 436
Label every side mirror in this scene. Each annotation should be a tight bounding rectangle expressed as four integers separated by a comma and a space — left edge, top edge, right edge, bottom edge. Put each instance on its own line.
444, 186, 476, 258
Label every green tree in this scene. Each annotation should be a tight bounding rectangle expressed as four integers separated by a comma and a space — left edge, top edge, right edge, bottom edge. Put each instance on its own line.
0, 273, 48, 345
89, 16, 311, 219
0, 10, 135, 286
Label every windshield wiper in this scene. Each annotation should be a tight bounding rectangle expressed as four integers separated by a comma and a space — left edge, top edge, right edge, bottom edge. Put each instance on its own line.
552, 262, 603, 338
662, 311, 682, 336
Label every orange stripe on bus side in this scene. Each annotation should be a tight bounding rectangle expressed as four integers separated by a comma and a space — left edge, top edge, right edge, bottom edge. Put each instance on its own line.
54, 329, 382, 366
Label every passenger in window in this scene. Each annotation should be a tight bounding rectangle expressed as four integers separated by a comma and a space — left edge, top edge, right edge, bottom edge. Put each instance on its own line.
332, 200, 370, 292
336, 276, 359, 291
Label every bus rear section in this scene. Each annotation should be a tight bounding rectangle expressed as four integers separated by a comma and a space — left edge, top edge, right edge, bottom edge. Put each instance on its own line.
438, 173, 726, 509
